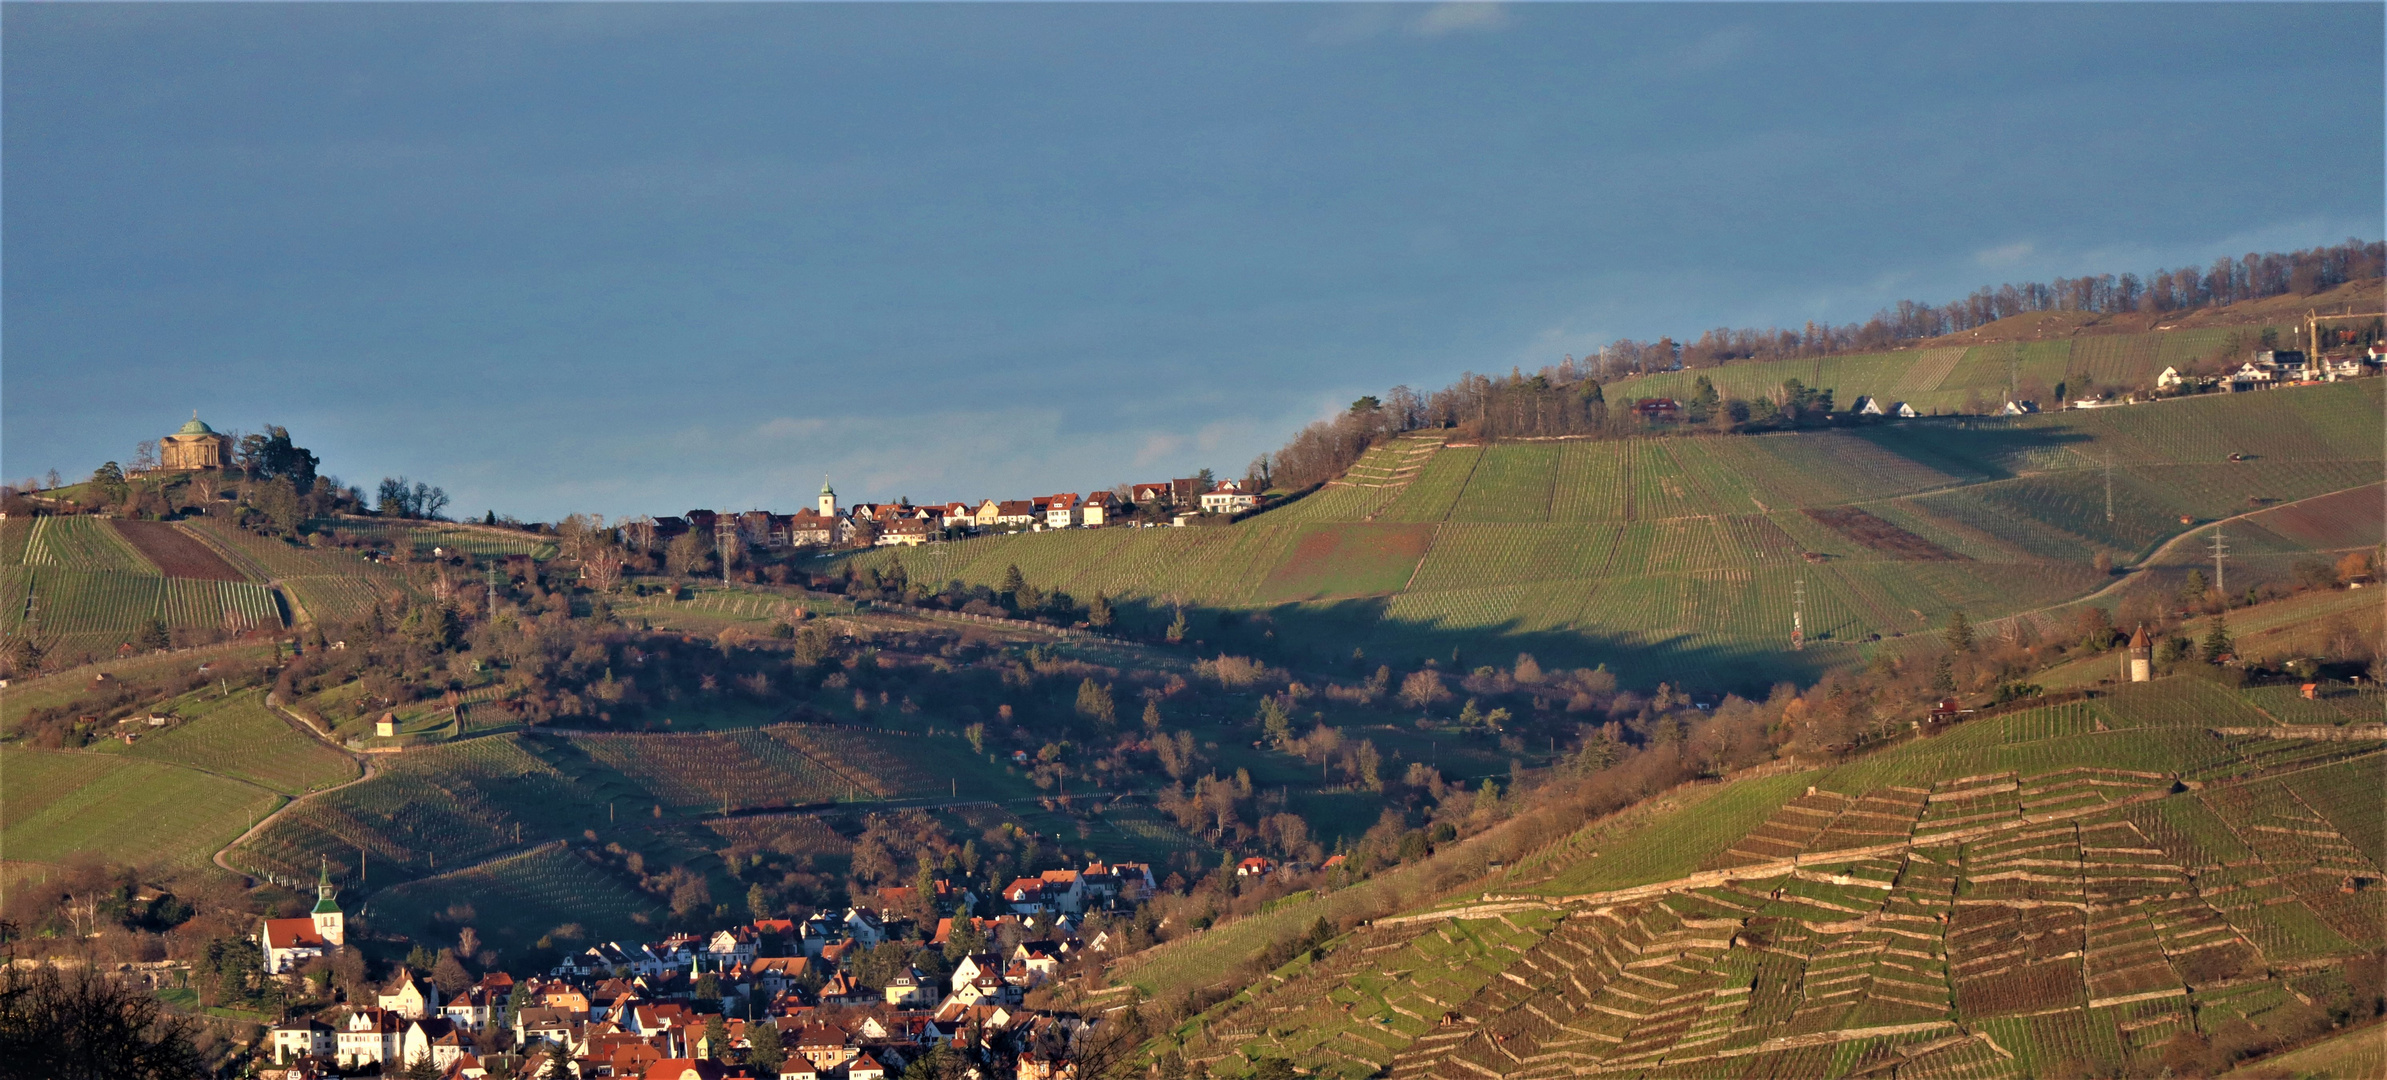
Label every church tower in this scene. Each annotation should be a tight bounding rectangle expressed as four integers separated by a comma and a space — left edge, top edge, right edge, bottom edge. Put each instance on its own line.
819, 477, 837, 518
2125, 624, 2153, 683
311, 858, 345, 946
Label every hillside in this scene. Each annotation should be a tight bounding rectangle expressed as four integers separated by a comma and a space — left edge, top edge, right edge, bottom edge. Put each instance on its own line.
1118, 674, 2386, 1079
845, 379, 2386, 689
0, 516, 287, 661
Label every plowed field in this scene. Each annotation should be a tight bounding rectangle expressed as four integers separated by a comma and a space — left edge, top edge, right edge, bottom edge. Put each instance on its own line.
110, 521, 247, 581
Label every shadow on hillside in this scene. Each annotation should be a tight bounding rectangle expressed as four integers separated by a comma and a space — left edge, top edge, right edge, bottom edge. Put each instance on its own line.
1846, 417, 2093, 482
1103, 595, 1844, 696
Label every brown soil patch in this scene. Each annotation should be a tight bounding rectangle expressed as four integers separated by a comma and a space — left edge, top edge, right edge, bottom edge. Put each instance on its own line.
111, 520, 249, 581
1802, 507, 1966, 561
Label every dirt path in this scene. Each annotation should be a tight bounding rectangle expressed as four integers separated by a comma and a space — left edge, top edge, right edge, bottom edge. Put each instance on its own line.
209, 697, 373, 883
2066, 481, 2383, 608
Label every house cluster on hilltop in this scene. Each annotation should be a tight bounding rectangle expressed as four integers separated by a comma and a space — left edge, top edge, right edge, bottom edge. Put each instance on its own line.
1634, 344, 2385, 423
263, 863, 1156, 1080
624, 476, 1260, 553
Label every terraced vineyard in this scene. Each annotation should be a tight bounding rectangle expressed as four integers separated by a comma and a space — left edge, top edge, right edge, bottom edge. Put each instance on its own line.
839, 379, 2381, 688
1154, 676, 2386, 1078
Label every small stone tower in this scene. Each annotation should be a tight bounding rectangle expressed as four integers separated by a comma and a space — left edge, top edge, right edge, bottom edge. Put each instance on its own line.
2126, 624, 2153, 683
819, 476, 837, 518
311, 858, 345, 947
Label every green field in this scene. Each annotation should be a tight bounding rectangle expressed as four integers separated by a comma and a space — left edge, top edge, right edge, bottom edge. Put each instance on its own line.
123, 691, 357, 795
0, 748, 282, 871
841, 380, 2384, 688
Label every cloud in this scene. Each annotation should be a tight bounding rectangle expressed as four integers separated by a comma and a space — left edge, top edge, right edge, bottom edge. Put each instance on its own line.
752, 417, 827, 440
1411, 3, 1509, 37
1974, 241, 2036, 268
1679, 24, 1758, 72
1131, 432, 1188, 468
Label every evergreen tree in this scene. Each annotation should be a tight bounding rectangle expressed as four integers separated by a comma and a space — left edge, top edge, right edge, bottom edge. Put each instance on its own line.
1075, 679, 1117, 726
1088, 591, 1113, 628
746, 1018, 786, 1071
2200, 613, 2234, 663
1931, 654, 1956, 696
747, 882, 772, 922
1257, 697, 1294, 747
702, 1014, 728, 1060
1000, 564, 1027, 599
1943, 611, 1974, 653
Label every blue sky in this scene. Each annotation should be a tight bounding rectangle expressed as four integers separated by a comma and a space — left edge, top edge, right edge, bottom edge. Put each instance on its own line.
6, 3, 2381, 520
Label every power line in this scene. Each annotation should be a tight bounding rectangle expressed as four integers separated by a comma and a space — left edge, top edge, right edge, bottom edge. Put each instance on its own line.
1791, 577, 1805, 651
2209, 528, 2229, 597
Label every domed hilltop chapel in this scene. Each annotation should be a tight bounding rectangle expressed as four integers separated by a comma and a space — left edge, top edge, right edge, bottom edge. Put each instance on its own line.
158, 412, 231, 470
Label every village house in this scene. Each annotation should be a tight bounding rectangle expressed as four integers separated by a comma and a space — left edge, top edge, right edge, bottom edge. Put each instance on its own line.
378, 968, 433, 1019
883, 967, 936, 1007
1043, 493, 1080, 529
1198, 481, 1258, 515
336, 1008, 407, 1068
1080, 490, 1115, 527
268, 1019, 336, 1064
1130, 482, 1171, 505
876, 517, 934, 546
993, 500, 1040, 529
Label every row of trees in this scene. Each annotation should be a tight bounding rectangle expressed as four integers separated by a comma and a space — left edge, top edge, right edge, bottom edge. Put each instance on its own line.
1598, 237, 2385, 376
1257, 240, 2385, 488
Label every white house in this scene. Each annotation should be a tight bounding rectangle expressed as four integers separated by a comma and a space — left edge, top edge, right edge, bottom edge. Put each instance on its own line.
337, 1009, 406, 1068
395, 1018, 469, 1073
268, 1019, 335, 1064
2156, 365, 2188, 390
377, 969, 432, 1019
1044, 493, 1080, 529
1199, 482, 1259, 515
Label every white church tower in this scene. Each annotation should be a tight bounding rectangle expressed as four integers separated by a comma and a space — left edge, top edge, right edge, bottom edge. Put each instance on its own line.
311, 858, 345, 946
819, 476, 837, 518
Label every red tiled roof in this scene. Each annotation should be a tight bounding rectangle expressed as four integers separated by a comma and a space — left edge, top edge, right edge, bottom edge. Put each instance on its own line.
262, 918, 326, 950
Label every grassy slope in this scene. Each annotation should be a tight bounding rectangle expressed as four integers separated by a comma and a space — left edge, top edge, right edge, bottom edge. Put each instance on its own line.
120, 690, 357, 796
0, 748, 281, 871
842, 379, 2383, 689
